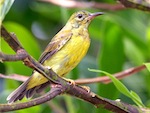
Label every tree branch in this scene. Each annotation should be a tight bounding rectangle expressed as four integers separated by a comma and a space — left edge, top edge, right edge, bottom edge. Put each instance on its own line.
41, 0, 150, 11
0, 64, 146, 85
75, 65, 146, 84
0, 73, 28, 82
41, 0, 125, 10
0, 83, 143, 113
0, 51, 28, 61
1, 25, 65, 85
118, 0, 150, 11
0, 86, 66, 112
0, 25, 146, 112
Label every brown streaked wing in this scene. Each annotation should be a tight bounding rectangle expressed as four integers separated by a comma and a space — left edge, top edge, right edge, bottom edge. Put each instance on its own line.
38, 32, 73, 64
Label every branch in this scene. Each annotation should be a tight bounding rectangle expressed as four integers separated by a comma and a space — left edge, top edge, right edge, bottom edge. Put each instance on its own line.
0, 74, 28, 82
75, 65, 146, 84
1, 25, 66, 85
118, 0, 150, 11
0, 64, 146, 85
0, 25, 146, 112
0, 83, 143, 113
0, 86, 66, 112
0, 50, 28, 62
41, 0, 125, 10
41, 0, 150, 11
0, 31, 23, 51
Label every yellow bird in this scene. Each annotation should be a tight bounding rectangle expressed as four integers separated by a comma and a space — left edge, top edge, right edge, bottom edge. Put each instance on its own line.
7, 10, 103, 103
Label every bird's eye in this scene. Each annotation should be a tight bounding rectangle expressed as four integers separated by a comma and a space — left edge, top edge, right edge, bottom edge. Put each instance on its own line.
77, 14, 83, 19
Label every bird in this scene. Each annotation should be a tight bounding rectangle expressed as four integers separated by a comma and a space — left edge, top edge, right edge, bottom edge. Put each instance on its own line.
7, 10, 103, 103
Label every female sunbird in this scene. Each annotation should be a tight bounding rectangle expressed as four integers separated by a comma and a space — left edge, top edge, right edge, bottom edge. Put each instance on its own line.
7, 11, 103, 103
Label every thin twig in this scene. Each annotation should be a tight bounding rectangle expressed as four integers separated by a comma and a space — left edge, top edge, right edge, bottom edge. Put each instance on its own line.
0, 65, 146, 85
41, 0, 150, 11
75, 65, 146, 84
118, 0, 150, 11
0, 83, 142, 113
0, 86, 66, 112
0, 74, 28, 82
41, 0, 125, 10
1, 25, 65, 85
0, 50, 28, 61
1, 27, 23, 51
0, 25, 145, 112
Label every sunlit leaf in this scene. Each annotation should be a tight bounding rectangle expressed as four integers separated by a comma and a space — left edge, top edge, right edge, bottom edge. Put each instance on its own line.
145, 63, 150, 72
88, 68, 145, 107
130, 91, 143, 107
0, 0, 15, 23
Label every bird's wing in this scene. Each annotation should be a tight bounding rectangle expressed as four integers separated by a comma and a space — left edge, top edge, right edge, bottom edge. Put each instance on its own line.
39, 31, 73, 64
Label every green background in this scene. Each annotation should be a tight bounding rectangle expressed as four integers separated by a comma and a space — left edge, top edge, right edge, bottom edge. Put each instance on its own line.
0, 0, 150, 113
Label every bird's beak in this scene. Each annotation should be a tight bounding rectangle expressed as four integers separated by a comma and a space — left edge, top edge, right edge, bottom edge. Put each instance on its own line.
88, 12, 104, 20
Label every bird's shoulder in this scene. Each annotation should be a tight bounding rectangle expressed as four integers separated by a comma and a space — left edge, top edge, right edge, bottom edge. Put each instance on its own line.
38, 30, 73, 64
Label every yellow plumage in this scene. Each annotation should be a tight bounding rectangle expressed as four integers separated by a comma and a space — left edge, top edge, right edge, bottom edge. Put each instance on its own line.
7, 10, 103, 103
27, 30, 90, 89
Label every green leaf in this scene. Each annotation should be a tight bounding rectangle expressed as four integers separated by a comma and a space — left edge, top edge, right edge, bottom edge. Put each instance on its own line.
130, 91, 143, 107
88, 68, 145, 107
145, 63, 150, 72
0, 0, 15, 23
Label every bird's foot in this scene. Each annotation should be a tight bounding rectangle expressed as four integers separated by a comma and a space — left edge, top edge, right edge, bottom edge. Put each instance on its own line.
63, 78, 76, 86
81, 86, 90, 93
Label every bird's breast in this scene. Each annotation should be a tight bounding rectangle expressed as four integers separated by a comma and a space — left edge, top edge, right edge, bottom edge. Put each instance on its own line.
27, 31, 90, 89
46, 32, 90, 76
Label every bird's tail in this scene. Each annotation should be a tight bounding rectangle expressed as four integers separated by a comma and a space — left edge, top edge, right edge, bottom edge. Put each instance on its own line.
7, 78, 50, 103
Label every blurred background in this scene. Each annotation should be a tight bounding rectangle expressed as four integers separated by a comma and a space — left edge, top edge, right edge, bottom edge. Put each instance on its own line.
0, 0, 150, 113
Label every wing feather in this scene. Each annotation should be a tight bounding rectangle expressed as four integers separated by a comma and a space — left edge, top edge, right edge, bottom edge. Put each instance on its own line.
39, 31, 73, 64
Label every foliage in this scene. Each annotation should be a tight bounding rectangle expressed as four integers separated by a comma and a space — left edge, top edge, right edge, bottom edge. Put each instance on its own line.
88, 68, 144, 107
0, 0, 15, 25
0, 0, 150, 113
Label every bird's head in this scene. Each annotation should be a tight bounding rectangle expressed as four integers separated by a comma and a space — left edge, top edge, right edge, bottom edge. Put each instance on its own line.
67, 11, 103, 29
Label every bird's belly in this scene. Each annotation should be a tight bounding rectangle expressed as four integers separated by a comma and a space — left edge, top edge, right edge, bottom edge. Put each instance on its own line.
27, 36, 90, 89
46, 36, 90, 76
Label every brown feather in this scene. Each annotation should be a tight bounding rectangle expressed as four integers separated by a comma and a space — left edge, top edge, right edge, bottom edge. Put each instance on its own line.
39, 32, 73, 63
7, 32, 73, 103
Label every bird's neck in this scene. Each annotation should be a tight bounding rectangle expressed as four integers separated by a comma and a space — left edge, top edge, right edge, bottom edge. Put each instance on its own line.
61, 22, 89, 37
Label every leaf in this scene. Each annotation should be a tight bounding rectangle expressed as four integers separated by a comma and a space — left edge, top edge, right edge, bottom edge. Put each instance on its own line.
145, 63, 150, 72
88, 68, 145, 107
0, 0, 15, 23
130, 91, 143, 107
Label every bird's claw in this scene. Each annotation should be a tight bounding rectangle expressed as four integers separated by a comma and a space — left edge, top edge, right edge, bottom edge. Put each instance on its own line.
63, 78, 76, 86
81, 86, 90, 93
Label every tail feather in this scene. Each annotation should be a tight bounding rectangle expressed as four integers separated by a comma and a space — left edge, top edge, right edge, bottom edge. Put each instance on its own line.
36, 82, 50, 93
26, 87, 37, 98
7, 78, 30, 103
7, 78, 50, 103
